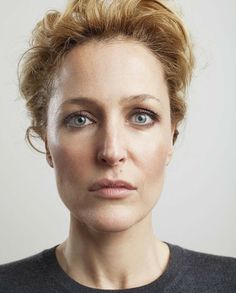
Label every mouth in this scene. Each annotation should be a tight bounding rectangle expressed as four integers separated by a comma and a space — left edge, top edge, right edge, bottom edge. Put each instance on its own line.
88, 178, 137, 199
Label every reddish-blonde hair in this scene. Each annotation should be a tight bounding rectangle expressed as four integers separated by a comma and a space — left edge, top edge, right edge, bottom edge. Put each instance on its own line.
19, 0, 194, 152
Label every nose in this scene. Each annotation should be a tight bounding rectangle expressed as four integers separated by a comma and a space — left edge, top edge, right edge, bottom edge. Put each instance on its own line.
96, 124, 127, 167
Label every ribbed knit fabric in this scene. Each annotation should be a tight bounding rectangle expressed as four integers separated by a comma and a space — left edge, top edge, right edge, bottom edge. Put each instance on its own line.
0, 242, 236, 292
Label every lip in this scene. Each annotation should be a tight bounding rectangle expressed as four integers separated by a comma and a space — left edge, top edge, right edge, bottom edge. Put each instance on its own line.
89, 178, 137, 191
88, 178, 137, 199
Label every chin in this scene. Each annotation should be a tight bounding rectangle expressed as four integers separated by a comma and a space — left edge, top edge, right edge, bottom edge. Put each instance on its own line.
72, 205, 144, 233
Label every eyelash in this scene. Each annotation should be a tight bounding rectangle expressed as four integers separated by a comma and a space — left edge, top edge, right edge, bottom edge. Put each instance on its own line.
63, 108, 160, 128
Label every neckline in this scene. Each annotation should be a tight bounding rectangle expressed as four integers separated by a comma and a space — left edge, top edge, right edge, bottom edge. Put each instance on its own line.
38, 241, 185, 292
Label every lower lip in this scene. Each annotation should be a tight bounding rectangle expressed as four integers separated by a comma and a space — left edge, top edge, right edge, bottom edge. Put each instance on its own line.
90, 187, 135, 199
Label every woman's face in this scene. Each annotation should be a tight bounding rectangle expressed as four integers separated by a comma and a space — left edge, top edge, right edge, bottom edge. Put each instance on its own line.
46, 39, 175, 232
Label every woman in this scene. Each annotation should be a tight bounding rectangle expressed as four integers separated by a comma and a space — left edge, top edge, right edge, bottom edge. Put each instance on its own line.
0, 0, 235, 292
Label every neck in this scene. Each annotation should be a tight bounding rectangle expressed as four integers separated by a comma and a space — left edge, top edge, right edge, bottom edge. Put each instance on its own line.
56, 214, 170, 290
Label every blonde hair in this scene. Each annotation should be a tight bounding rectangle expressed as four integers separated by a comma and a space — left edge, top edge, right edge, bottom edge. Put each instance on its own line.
19, 0, 194, 152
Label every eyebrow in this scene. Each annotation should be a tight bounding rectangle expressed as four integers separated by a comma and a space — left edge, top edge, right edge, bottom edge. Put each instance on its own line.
60, 94, 161, 108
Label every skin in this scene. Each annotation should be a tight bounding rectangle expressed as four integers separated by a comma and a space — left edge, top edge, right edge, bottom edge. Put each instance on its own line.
45, 38, 176, 289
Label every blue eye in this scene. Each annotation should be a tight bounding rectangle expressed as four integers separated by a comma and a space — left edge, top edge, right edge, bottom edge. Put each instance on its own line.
132, 113, 152, 124
131, 109, 159, 126
64, 112, 94, 128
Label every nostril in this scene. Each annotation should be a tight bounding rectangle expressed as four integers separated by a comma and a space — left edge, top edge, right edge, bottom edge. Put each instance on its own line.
97, 151, 126, 166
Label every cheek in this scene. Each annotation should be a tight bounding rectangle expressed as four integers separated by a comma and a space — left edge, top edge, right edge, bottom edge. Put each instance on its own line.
136, 137, 169, 177
49, 140, 95, 214
50, 139, 93, 188
135, 134, 170, 206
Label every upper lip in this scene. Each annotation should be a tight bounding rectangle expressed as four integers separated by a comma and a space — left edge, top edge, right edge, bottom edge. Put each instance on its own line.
88, 178, 137, 191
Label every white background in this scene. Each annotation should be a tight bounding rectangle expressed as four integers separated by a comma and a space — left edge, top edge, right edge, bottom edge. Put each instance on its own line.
0, 0, 235, 264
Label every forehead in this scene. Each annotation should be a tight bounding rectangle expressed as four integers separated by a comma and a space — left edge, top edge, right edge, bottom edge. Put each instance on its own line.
59, 39, 164, 78
54, 39, 169, 109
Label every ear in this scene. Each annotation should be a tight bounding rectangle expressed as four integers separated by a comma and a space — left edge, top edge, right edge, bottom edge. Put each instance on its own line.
165, 126, 176, 166
45, 136, 54, 168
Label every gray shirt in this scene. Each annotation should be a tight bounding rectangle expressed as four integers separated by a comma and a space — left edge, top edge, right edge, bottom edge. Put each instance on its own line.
0, 242, 236, 292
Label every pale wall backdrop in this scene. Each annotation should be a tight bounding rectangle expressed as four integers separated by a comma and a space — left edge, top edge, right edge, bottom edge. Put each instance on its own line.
0, 0, 235, 263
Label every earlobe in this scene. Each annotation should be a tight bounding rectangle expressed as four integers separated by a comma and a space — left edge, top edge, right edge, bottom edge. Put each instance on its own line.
46, 152, 54, 168
45, 136, 54, 168
165, 145, 173, 166
165, 127, 175, 166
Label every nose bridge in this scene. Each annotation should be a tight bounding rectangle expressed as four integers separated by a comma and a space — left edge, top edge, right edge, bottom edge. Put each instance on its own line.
97, 114, 126, 165
101, 116, 122, 153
